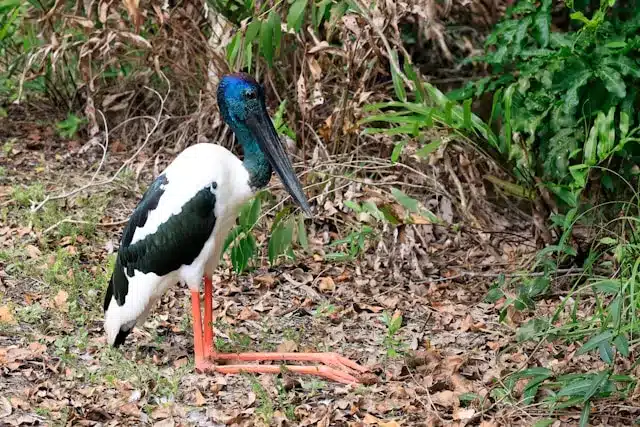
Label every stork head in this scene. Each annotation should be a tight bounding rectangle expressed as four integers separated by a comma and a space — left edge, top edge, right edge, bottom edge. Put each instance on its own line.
217, 73, 311, 216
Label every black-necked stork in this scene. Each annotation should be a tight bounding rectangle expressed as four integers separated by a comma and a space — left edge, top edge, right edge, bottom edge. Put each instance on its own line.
103, 73, 367, 384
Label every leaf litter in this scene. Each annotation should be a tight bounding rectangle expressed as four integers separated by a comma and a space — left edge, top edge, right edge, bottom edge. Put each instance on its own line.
2, 99, 633, 426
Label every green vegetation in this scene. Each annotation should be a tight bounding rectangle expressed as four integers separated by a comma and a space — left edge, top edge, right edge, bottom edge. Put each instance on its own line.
3, 0, 640, 424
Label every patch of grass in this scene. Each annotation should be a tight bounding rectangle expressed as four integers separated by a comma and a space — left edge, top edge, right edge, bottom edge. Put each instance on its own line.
380, 311, 406, 358
11, 183, 45, 208
247, 374, 274, 423
97, 347, 188, 401
2, 138, 15, 156
17, 303, 46, 325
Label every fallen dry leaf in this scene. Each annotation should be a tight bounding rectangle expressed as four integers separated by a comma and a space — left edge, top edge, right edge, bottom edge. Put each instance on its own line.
25, 245, 41, 259
237, 306, 259, 320
193, 389, 206, 407
0, 396, 11, 418
53, 290, 68, 310
318, 277, 336, 292
276, 339, 298, 353
431, 390, 457, 408
0, 306, 15, 324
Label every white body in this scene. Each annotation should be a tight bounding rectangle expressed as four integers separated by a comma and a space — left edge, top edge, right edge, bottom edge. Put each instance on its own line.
104, 143, 254, 345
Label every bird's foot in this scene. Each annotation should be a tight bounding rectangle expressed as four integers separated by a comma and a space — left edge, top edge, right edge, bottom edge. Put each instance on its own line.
195, 358, 361, 385
204, 351, 367, 384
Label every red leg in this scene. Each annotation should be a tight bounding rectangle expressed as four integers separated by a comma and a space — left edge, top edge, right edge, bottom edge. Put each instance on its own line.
203, 275, 214, 358
190, 290, 207, 371
195, 276, 368, 384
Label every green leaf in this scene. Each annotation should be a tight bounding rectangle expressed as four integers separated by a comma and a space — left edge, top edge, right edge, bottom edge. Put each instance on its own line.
231, 234, 256, 273
613, 334, 629, 357
620, 111, 630, 139
415, 139, 441, 159
584, 122, 598, 166
598, 341, 614, 364
563, 70, 591, 115
592, 279, 620, 294
532, 420, 555, 427
390, 188, 419, 213
268, 215, 295, 264
609, 56, 640, 78
239, 197, 262, 229
583, 370, 608, 402
297, 214, 309, 250
599, 67, 626, 98
576, 330, 615, 355
287, 0, 307, 32
260, 12, 276, 66
391, 140, 407, 163
462, 98, 472, 129
390, 51, 406, 101
379, 205, 401, 225
245, 19, 261, 45
579, 402, 591, 427
534, 9, 550, 46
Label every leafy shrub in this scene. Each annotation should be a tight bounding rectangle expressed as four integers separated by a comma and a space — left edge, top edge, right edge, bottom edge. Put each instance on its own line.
451, 0, 640, 209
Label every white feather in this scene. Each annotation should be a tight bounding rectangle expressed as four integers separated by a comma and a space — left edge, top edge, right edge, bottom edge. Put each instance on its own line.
104, 143, 254, 345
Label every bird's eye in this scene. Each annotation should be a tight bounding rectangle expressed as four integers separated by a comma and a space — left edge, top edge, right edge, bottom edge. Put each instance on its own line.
245, 90, 257, 100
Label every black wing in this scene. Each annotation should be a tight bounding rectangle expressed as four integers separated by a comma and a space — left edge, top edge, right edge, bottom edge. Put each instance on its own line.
104, 175, 218, 312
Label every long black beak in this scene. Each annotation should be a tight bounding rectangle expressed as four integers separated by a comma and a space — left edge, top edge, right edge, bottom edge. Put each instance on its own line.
246, 111, 312, 216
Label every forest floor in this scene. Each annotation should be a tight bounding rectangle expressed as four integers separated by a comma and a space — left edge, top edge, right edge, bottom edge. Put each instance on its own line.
0, 109, 637, 427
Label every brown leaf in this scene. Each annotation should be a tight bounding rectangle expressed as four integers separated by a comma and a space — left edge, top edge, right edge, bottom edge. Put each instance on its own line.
276, 339, 298, 353
0, 396, 11, 418
431, 390, 457, 408
0, 306, 14, 324
363, 414, 380, 425
254, 274, 275, 287
153, 418, 175, 427
460, 314, 474, 332
453, 407, 475, 421
53, 290, 68, 310
193, 389, 206, 407
380, 422, 402, 427
318, 277, 335, 293
25, 245, 41, 259
237, 307, 259, 321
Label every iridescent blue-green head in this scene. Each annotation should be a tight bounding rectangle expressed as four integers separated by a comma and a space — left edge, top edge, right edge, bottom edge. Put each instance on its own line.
217, 73, 311, 215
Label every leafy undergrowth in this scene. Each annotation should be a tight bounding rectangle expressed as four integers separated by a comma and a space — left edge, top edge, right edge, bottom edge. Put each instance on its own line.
1, 120, 638, 426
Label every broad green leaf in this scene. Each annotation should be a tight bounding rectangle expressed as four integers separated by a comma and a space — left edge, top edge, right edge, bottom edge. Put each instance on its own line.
609, 56, 640, 78
599, 67, 626, 98
583, 370, 609, 402
245, 19, 261, 45
613, 334, 629, 357
563, 70, 591, 115
415, 139, 441, 159
272, 11, 282, 56
620, 111, 630, 138
287, 0, 307, 32
391, 140, 407, 163
463, 98, 472, 128
297, 214, 308, 250
557, 379, 593, 397
534, 9, 550, 46
231, 234, 256, 273
592, 279, 620, 294
598, 341, 614, 364
379, 205, 401, 225
268, 215, 295, 264
344, 200, 361, 212
222, 227, 242, 257
584, 122, 598, 166
532, 420, 555, 427
576, 330, 615, 355
240, 197, 262, 229
391, 188, 419, 213
260, 12, 276, 66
